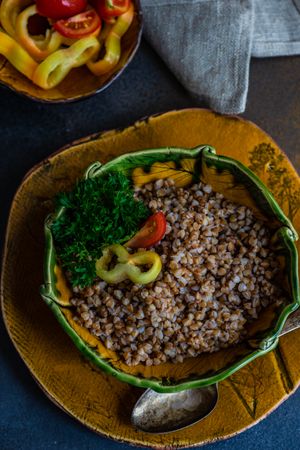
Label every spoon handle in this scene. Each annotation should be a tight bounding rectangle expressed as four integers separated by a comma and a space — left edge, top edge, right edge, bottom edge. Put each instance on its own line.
280, 308, 300, 336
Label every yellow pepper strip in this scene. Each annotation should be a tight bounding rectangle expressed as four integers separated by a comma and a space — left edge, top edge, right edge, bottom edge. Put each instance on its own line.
96, 22, 114, 46
95, 244, 162, 285
0, 0, 32, 37
15, 5, 62, 61
87, 2, 134, 76
0, 29, 38, 80
32, 36, 100, 89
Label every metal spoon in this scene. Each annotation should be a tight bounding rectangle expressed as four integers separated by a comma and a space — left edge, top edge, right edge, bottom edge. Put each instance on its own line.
131, 383, 218, 433
131, 309, 300, 433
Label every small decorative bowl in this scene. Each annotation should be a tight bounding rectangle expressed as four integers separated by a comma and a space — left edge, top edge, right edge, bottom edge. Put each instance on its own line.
40, 145, 299, 393
0, 0, 142, 103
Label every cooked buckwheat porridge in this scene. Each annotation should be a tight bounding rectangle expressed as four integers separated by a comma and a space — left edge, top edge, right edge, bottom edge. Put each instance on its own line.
71, 178, 286, 366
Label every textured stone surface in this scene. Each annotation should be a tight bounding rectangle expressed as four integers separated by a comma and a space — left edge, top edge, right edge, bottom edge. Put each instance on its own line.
1, 41, 300, 450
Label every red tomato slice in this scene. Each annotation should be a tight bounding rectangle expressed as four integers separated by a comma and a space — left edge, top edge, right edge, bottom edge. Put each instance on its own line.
126, 212, 167, 249
36, 0, 87, 20
91, 0, 130, 19
53, 10, 101, 39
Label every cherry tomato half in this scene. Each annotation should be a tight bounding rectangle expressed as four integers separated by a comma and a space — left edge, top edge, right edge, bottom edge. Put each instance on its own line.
91, 0, 130, 19
53, 9, 101, 39
36, 0, 87, 20
126, 212, 167, 249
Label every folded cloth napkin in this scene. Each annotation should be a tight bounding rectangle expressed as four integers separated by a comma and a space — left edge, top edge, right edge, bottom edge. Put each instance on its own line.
140, 0, 300, 114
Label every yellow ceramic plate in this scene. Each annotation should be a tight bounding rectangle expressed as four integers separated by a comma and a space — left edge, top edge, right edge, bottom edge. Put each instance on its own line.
2, 109, 300, 448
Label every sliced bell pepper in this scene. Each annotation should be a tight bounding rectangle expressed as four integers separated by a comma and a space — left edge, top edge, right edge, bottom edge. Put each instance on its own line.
0, 0, 32, 37
0, 29, 38, 80
15, 5, 63, 61
32, 35, 100, 89
87, 1, 133, 75
95, 244, 162, 285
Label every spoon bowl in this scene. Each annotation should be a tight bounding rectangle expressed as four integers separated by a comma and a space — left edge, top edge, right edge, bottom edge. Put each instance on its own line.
131, 384, 218, 433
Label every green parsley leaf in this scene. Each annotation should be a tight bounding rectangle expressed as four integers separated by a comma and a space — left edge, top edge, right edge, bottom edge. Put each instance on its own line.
51, 172, 149, 287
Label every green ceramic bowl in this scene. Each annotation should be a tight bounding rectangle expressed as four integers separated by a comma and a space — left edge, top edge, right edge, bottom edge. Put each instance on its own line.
40, 145, 299, 393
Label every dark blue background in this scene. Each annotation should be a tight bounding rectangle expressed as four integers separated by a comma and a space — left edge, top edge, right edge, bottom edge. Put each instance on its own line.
1, 40, 300, 450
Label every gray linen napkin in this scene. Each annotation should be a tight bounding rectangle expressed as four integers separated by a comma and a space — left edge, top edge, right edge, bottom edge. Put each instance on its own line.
141, 0, 300, 114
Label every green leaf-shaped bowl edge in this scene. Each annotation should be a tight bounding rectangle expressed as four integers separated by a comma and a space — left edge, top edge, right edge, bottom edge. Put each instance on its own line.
40, 145, 299, 393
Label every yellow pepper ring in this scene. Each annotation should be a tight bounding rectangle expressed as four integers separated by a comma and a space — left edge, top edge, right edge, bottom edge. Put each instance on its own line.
0, 0, 32, 37
0, 29, 38, 80
87, 2, 134, 76
15, 5, 62, 61
95, 244, 162, 285
32, 36, 100, 90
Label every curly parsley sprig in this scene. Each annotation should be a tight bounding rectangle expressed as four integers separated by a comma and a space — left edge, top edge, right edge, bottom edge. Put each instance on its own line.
51, 172, 149, 288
